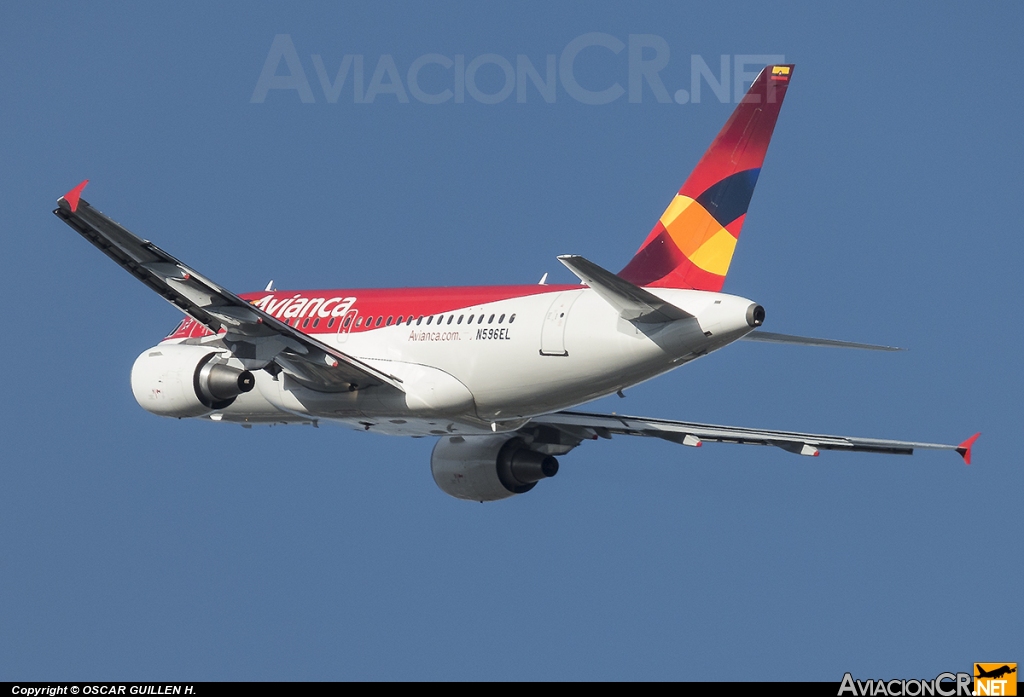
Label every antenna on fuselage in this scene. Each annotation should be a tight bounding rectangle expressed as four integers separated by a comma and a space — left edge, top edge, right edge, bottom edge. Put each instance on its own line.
264, 280, 275, 292
538, 273, 548, 285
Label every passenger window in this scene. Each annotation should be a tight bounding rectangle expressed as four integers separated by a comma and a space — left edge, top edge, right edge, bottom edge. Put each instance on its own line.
357, 317, 364, 327
375, 316, 383, 327
457, 315, 463, 324
301, 318, 310, 328
417, 316, 424, 325
387, 316, 394, 326
407, 316, 414, 325
328, 317, 337, 329
467, 314, 474, 324
509, 313, 516, 324
488, 314, 495, 324
397, 315, 403, 324
438, 315, 444, 324
498, 314, 505, 324
447, 315, 454, 325
426, 316, 433, 325
343, 316, 352, 328
312, 318, 320, 329
478, 314, 485, 324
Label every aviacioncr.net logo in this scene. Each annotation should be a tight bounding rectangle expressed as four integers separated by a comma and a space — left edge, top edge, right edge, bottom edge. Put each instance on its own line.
974, 664, 1017, 696
838, 672, 973, 697
251, 33, 783, 106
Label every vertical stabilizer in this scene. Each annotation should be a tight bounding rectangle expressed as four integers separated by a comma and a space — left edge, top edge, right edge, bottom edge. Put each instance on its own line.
619, 64, 794, 290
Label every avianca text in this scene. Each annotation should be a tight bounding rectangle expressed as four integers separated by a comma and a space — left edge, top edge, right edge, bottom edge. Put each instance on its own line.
252, 294, 356, 319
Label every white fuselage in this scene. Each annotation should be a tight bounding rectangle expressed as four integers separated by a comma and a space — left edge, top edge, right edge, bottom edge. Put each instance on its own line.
143, 287, 758, 436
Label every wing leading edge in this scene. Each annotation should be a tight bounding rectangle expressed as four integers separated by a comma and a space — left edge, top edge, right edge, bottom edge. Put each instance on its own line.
530, 410, 980, 464
54, 181, 403, 394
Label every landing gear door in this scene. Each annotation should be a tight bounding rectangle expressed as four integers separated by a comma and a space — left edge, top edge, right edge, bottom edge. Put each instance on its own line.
540, 290, 582, 357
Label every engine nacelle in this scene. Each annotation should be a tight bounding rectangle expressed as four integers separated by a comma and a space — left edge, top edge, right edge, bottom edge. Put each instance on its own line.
131, 343, 255, 418
431, 435, 559, 502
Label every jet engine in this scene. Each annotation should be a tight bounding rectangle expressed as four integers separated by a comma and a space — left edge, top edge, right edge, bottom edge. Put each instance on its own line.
431, 435, 559, 501
131, 343, 255, 418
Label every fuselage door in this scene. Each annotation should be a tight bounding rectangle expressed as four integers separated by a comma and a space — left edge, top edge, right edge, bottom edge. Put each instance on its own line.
540, 290, 582, 356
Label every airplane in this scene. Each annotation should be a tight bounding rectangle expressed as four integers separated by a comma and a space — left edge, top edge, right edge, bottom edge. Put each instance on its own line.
53, 64, 979, 502
976, 665, 1016, 680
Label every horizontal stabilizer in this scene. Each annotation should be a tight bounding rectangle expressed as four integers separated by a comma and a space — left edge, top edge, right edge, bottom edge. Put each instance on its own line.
557, 255, 693, 324
741, 330, 902, 352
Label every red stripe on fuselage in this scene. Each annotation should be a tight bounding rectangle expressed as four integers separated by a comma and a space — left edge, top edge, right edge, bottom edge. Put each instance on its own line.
165, 284, 576, 340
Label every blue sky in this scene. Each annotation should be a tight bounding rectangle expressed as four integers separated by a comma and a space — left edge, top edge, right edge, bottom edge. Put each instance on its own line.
2, 2, 1021, 681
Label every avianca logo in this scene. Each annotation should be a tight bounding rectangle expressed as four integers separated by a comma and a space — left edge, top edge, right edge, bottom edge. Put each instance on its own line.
252, 294, 357, 319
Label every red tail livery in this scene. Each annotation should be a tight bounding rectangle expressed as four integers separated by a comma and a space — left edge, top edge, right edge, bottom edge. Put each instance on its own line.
620, 64, 793, 290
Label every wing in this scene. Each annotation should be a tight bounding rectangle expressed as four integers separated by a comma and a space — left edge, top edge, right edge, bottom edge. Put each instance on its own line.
528, 410, 979, 463
54, 180, 403, 394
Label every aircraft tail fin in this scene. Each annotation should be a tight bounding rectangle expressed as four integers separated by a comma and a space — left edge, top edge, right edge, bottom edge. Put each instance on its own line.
619, 64, 794, 290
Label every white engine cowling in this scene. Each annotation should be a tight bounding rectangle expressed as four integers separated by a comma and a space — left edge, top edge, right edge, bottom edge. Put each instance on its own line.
131, 343, 255, 418
431, 435, 559, 502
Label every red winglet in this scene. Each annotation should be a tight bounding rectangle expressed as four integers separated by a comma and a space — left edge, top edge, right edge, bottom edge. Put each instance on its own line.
62, 179, 89, 212
955, 433, 981, 465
